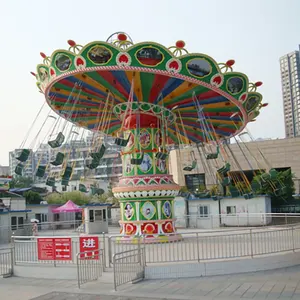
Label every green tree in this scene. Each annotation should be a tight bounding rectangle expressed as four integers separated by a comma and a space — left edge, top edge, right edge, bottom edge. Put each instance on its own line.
9, 176, 33, 188
252, 169, 295, 206
46, 191, 90, 206
24, 191, 43, 204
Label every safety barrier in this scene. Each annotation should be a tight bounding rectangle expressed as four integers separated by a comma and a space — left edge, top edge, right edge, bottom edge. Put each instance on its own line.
0, 248, 13, 277
113, 247, 145, 291
76, 249, 104, 288
108, 227, 300, 265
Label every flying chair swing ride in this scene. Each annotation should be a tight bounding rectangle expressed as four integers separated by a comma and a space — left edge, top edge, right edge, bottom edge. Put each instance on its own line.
14, 32, 286, 242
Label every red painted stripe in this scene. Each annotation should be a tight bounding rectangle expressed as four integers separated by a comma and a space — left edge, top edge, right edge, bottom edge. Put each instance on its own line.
148, 74, 170, 103
97, 71, 129, 99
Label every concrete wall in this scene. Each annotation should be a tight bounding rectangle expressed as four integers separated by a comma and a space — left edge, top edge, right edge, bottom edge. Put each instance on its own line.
145, 251, 300, 280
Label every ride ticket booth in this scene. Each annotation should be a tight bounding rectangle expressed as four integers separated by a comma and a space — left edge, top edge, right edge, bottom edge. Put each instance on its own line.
82, 203, 111, 234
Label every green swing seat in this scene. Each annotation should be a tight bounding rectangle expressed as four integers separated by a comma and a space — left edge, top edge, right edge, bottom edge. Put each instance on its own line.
261, 172, 271, 182
221, 177, 231, 186
48, 132, 65, 148
46, 177, 56, 187
16, 149, 30, 162
269, 168, 278, 180
36, 165, 46, 177
131, 152, 144, 165
183, 160, 197, 172
217, 162, 231, 175
115, 134, 131, 147
205, 146, 219, 160
212, 195, 222, 201
61, 178, 69, 186
86, 157, 101, 169
62, 166, 73, 180
243, 192, 254, 200
274, 186, 287, 196
50, 152, 65, 166
15, 163, 24, 176
229, 185, 240, 198
79, 183, 88, 193
91, 186, 104, 195
90, 144, 106, 160
156, 151, 168, 160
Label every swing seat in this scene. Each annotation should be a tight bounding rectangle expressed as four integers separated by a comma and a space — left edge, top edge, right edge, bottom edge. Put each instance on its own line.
50, 152, 65, 166
86, 158, 101, 169
243, 192, 254, 200
212, 195, 222, 201
91, 186, 104, 195
269, 168, 278, 179
79, 183, 88, 193
183, 160, 197, 171
15, 163, 24, 176
115, 134, 131, 147
46, 177, 56, 187
274, 186, 287, 196
222, 177, 231, 186
156, 151, 168, 160
229, 186, 240, 198
16, 149, 30, 162
261, 173, 271, 182
131, 152, 144, 165
48, 132, 65, 148
90, 144, 106, 160
197, 191, 210, 198
36, 165, 46, 177
205, 153, 218, 160
61, 178, 69, 186
62, 166, 73, 180
217, 163, 231, 175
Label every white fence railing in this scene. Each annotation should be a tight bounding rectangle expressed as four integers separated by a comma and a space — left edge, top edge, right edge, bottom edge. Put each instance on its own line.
76, 249, 104, 288
0, 248, 13, 277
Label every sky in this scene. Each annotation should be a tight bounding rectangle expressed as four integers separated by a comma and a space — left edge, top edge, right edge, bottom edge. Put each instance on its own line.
0, 0, 299, 166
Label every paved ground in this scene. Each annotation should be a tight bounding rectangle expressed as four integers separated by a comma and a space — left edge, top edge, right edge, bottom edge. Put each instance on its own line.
3, 264, 300, 300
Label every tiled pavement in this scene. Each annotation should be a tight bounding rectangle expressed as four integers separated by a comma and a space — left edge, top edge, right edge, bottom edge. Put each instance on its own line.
3, 265, 300, 299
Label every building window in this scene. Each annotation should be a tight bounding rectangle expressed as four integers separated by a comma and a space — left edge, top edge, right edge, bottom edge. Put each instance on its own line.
185, 174, 206, 192
226, 206, 236, 215
11, 216, 17, 230
95, 210, 103, 221
18, 217, 24, 228
199, 205, 209, 218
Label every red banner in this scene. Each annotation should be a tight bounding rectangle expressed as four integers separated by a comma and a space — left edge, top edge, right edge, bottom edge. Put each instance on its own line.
37, 238, 72, 261
79, 236, 99, 259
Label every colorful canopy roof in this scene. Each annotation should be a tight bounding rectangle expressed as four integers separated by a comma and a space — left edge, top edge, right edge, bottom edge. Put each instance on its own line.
34, 32, 266, 144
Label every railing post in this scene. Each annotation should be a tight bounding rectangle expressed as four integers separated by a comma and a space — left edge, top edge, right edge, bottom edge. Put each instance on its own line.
250, 229, 253, 258
292, 226, 295, 252
108, 236, 112, 267
113, 254, 117, 291
196, 232, 200, 262
10, 247, 14, 276
76, 253, 81, 289
102, 232, 106, 269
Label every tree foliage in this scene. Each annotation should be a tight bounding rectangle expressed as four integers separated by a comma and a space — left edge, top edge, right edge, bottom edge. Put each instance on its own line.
24, 191, 43, 204
46, 191, 90, 206
9, 176, 33, 189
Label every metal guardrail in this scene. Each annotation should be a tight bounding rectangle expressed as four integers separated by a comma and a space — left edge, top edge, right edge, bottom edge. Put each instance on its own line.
0, 248, 13, 277
108, 227, 300, 265
113, 247, 145, 291
76, 249, 104, 288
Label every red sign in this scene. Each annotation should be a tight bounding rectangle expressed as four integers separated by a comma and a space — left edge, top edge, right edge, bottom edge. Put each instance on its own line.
79, 236, 99, 259
37, 238, 55, 260
37, 238, 72, 261
54, 238, 72, 260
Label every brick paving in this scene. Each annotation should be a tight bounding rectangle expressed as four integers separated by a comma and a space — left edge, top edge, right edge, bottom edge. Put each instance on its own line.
2, 264, 300, 299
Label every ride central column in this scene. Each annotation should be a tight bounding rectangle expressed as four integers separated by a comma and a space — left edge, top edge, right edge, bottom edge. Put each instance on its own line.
112, 103, 182, 243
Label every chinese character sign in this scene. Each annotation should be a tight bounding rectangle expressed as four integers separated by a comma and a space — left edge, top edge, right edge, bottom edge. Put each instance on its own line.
37, 238, 72, 261
79, 236, 99, 259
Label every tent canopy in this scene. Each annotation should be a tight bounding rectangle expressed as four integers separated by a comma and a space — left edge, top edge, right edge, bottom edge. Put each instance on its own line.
52, 200, 82, 213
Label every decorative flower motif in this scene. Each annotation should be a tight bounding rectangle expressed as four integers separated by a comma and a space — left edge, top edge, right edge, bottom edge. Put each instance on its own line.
75, 56, 86, 69
116, 52, 131, 67
166, 58, 182, 73
239, 93, 248, 102
49, 67, 56, 78
210, 74, 224, 87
